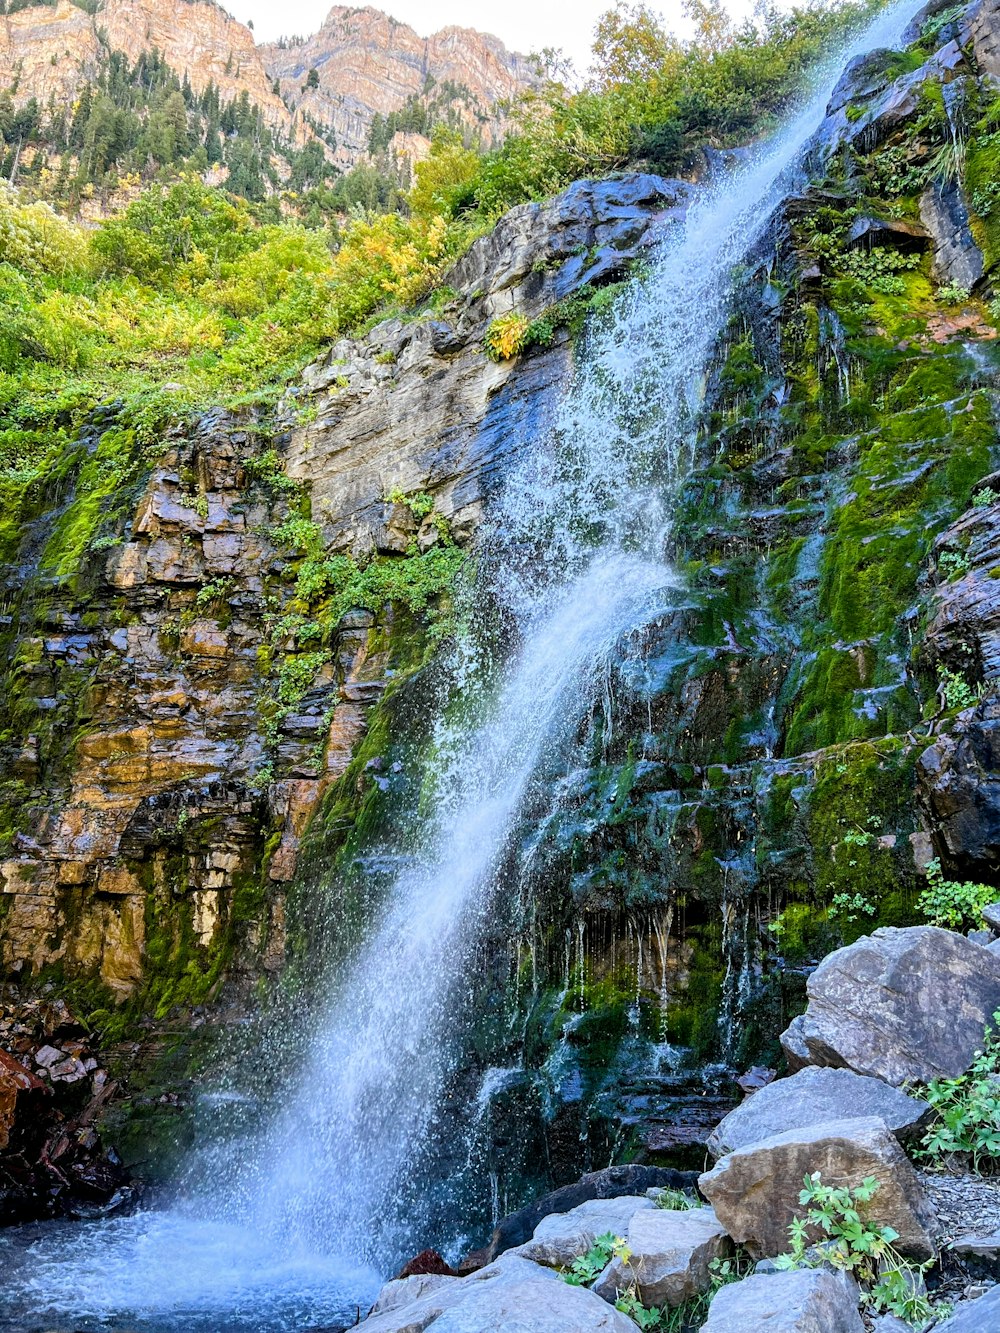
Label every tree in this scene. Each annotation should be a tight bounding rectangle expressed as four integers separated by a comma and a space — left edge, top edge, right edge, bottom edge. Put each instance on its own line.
305, 68, 320, 90
591, 2, 679, 89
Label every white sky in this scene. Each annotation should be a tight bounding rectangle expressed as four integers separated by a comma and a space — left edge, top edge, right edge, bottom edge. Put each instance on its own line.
225, 0, 760, 75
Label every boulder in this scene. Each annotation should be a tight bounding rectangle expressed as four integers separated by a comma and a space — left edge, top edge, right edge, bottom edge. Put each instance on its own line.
699, 1270, 864, 1333
356, 1251, 639, 1332
706, 1067, 930, 1159
515, 1195, 653, 1268
370, 1274, 457, 1316
477, 1164, 696, 1263
950, 1232, 1000, 1279
930, 1281, 1000, 1331
778, 926, 1000, 1086
983, 902, 1000, 932
698, 1117, 936, 1261
591, 1205, 731, 1307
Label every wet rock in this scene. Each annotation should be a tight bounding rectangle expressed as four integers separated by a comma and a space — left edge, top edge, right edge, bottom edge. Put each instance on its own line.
370, 1274, 457, 1316
920, 183, 985, 292
477, 1164, 696, 1263
918, 697, 1000, 876
357, 1250, 638, 1331
847, 215, 928, 250
931, 1281, 1000, 1331
699, 1117, 936, 1261
699, 1269, 863, 1333
779, 927, 1000, 1085
707, 1067, 931, 1159
591, 1206, 731, 1307
0, 1049, 48, 1151
396, 1250, 461, 1279
286, 174, 693, 557
515, 1195, 653, 1268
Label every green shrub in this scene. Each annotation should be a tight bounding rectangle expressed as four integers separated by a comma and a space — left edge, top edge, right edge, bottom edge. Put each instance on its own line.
775, 1173, 936, 1329
921, 1011, 1000, 1170
917, 857, 995, 930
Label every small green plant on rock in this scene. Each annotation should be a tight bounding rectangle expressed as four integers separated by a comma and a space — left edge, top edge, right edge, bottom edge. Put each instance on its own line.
938, 548, 970, 580
775, 1173, 935, 1329
654, 1187, 700, 1210
918, 857, 995, 930
937, 666, 982, 711
920, 1010, 1000, 1171
562, 1232, 629, 1286
937, 281, 970, 305
973, 487, 998, 509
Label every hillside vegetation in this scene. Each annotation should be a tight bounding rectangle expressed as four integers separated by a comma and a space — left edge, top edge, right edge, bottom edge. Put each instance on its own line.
0, 0, 880, 565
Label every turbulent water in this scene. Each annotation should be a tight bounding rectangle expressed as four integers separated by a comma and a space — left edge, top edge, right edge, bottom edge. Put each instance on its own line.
0, 5, 926, 1328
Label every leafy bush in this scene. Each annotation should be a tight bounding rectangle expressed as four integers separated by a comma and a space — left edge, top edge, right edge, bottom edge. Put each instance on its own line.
921, 1011, 1000, 1170
917, 857, 995, 930
484, 312, 532, 361
775, 1173, 935, 1329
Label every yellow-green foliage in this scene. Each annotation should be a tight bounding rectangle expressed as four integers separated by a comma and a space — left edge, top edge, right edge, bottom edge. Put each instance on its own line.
485, 312, 532, 362
0, 178, 472, 566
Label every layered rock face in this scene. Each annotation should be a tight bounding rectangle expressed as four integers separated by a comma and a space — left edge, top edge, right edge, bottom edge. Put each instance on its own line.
0, 176, 679, 1006
261, 6, 535, 169
0, 1, 533, 169
287, 175, 691, 554
0, 0, 290, 134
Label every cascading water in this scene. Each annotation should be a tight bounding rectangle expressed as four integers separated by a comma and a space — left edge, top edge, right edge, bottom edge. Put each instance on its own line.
0, 4, 926, 1327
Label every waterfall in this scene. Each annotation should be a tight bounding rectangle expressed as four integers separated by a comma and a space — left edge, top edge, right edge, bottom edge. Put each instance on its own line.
0, 3, 927, 1328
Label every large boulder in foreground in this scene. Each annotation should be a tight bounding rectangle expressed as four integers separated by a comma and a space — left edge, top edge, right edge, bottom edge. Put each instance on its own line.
591, 1205, 730, 1307
698, 1117, 936, 1261
706, 1067, 930, 1159
699, 1269, 864, 1333
779, 926, 1000, 1085
358, 1251, 637, 1331
514, 1195, 652, 1268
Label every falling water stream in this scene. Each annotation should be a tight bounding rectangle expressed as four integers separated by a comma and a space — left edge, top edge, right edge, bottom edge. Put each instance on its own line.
0, 5, 925, 1327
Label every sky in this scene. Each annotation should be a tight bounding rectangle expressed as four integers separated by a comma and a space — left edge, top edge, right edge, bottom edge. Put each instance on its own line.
227, 0, 759, 75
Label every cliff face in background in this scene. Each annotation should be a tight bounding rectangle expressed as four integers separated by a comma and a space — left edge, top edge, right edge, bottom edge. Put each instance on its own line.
0, 0, 533, 170
260, 6, 535, 169
0, 0, 291, 133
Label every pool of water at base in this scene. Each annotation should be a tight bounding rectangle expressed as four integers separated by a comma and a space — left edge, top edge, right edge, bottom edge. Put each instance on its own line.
0, 1212, 381, 1333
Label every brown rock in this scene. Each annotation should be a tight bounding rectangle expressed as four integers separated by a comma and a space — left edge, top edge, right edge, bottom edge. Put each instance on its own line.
699, 1117, 937, 1261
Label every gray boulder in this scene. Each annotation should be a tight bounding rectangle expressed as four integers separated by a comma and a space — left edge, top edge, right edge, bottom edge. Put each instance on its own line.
699, 1269, 864, 1333
514, 1195, 653, 1268
707, 1067, 930, 1159
779, 926, 1000, 1085
983, 902, 1000, 932
357, 1251, 638, 1331
698, 1117, 936, 1261
590, 1206, 731, 1307
930, 1281, 1000, 1331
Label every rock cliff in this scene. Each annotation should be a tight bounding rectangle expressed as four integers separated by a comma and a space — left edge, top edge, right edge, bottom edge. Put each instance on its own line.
0, 0, 533, 170
260, 6, 535, 169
